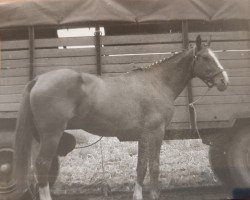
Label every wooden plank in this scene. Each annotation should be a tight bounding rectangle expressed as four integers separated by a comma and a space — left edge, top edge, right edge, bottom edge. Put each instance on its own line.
0, 76, 29, 86
0, 68, 29, 77
1, 50, 29, 60
35, 36, 95, 48
102, 33, 183, 45
0, 103, 19, 112
0, 112, 18, 118
101, 43, 182, 56
1, 59, 29, 69
102, 54, 169, 65
216, 51, 250, 60
221, 59, 250, 69
175, 95, 250, 106
1, 48, 96, 60
172, 103, 250, 122
1, 40, 29, 50
0, 85, 25, 95
189, 31, 250, 42
35, 48, 96, 58
190, 41, 250, 51
192, 86, 250, 96
0, 94, 22, 103
192, 77, 250, 87
34, 57, 96, 67
34, 65, 97, 75
211, 41, 250, 51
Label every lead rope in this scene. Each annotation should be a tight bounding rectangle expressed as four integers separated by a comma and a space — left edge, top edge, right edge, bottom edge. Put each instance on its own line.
189, 87, 211, 139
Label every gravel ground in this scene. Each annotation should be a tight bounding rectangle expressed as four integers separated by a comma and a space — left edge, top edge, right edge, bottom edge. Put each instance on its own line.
52, 130, 219, 195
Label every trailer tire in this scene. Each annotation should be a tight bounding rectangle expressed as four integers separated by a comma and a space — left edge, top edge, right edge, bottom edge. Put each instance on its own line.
209, 140, 234, 187
227, 125, 250, 187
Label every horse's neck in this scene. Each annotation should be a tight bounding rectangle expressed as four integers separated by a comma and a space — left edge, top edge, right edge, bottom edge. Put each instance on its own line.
157, 50, 194, 99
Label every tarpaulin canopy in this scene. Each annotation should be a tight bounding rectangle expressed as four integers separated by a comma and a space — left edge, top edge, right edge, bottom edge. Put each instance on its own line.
0, 0, 249, 28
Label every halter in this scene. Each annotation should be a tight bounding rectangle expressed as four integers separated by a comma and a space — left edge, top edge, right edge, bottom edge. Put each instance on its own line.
191, 46, 225, 88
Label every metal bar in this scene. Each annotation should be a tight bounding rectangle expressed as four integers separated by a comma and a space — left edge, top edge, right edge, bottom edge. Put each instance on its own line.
28, 26, 35, 80
95, 26, 102, 76
182, 20, 195, 131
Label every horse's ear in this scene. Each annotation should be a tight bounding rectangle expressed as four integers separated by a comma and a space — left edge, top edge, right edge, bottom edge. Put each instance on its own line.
196, 35, 202, 51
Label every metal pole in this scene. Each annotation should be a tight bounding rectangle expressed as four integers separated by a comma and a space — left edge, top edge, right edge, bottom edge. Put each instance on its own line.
182, 21, 195, 131
28, 26, 35, 80
95, 26, 102, 76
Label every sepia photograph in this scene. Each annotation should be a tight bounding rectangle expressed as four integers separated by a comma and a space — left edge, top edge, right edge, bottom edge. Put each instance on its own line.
0, 0, 250, 199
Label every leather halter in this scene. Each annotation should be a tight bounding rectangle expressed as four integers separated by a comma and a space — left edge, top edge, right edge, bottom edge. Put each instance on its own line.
191, 46, 224, 88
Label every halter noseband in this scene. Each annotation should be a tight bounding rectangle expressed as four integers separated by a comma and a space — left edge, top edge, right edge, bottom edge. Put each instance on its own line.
191, 46, 224, 88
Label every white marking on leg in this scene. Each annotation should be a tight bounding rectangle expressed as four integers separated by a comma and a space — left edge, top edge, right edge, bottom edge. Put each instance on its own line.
39, 184, 52, 200
208, 49, 229, 84
133, 182, 143, 200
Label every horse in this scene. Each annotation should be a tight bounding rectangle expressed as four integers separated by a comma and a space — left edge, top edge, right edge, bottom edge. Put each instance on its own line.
13, 35, 229, 200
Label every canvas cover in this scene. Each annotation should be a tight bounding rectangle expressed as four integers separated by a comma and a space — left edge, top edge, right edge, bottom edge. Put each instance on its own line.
0, 0, 249, 28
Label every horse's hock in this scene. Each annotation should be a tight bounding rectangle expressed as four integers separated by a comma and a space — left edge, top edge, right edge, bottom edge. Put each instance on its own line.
0, 0, 250, 199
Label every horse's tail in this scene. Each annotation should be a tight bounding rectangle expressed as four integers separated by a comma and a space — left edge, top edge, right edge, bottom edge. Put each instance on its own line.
13, 79, 37, 191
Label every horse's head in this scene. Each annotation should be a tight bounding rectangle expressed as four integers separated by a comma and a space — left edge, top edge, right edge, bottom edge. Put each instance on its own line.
192, 35, 229, 91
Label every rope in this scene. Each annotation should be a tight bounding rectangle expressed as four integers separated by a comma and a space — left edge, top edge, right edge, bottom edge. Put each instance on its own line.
189, 87, 211, 139
75, 136, 103, 149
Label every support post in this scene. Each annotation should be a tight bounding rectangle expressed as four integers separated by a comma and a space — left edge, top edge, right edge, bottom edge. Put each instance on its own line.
28, 26, 35, 80
95, 26, 102, 76
182, 21, 195, 131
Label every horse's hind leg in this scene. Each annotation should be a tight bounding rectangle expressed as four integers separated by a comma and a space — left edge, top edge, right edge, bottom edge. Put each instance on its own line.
36, 130, 63, 200
148, 124, 165, 200
133, 134, 149, 200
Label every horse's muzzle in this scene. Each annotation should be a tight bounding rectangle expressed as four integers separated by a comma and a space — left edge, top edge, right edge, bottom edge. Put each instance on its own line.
214, 71, 229, 91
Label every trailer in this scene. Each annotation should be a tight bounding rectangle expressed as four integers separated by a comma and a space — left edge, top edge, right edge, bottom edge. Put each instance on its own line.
0, 0, 250, 199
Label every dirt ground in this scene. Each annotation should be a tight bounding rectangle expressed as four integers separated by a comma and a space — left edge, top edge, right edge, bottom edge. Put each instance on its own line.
53, 186, 234, 200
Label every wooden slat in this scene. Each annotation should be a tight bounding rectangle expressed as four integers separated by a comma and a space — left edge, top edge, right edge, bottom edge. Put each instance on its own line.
0, 76, 29, 86
0, 94, 22, 103
172, 103, 250, 122
0, 103, 19, 111
192, 86, 250, 96
1, 40, 29, 50
34, 65, 97, 75
0, 68, 29, 77
190, 41, 250, 51
1, 59, 29, 69
102, 33, 182, 45
175, 95, 250, 106
35, 36, 95, 48
0, 85, 25, 95
189, 31, 250, 42
102, 54, 169, 65
192, 77, 250, 87
1, 48, 96, 60
101, 43, 182, 56
221, 59, 250, 69
1, 50, 29, 60
216, 51, 250, 60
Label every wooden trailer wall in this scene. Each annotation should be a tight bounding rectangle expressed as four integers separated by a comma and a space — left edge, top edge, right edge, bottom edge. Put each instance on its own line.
0, 28, 250, 132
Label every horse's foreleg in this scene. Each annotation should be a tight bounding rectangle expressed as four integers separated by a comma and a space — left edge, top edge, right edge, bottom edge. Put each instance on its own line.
133, 135, 149, 200
148, 125, 165, 200
36, 131, 63, 200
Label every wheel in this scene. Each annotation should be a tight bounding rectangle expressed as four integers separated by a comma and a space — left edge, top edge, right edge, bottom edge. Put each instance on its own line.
227, 125, 250, 187
209, 137, 235, 186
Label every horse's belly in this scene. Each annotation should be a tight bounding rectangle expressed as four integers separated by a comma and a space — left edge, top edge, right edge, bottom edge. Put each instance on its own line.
67, 114, 142, 137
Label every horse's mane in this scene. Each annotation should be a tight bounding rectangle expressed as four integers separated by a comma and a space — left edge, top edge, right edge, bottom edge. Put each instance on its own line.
131, 51, 183, 72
